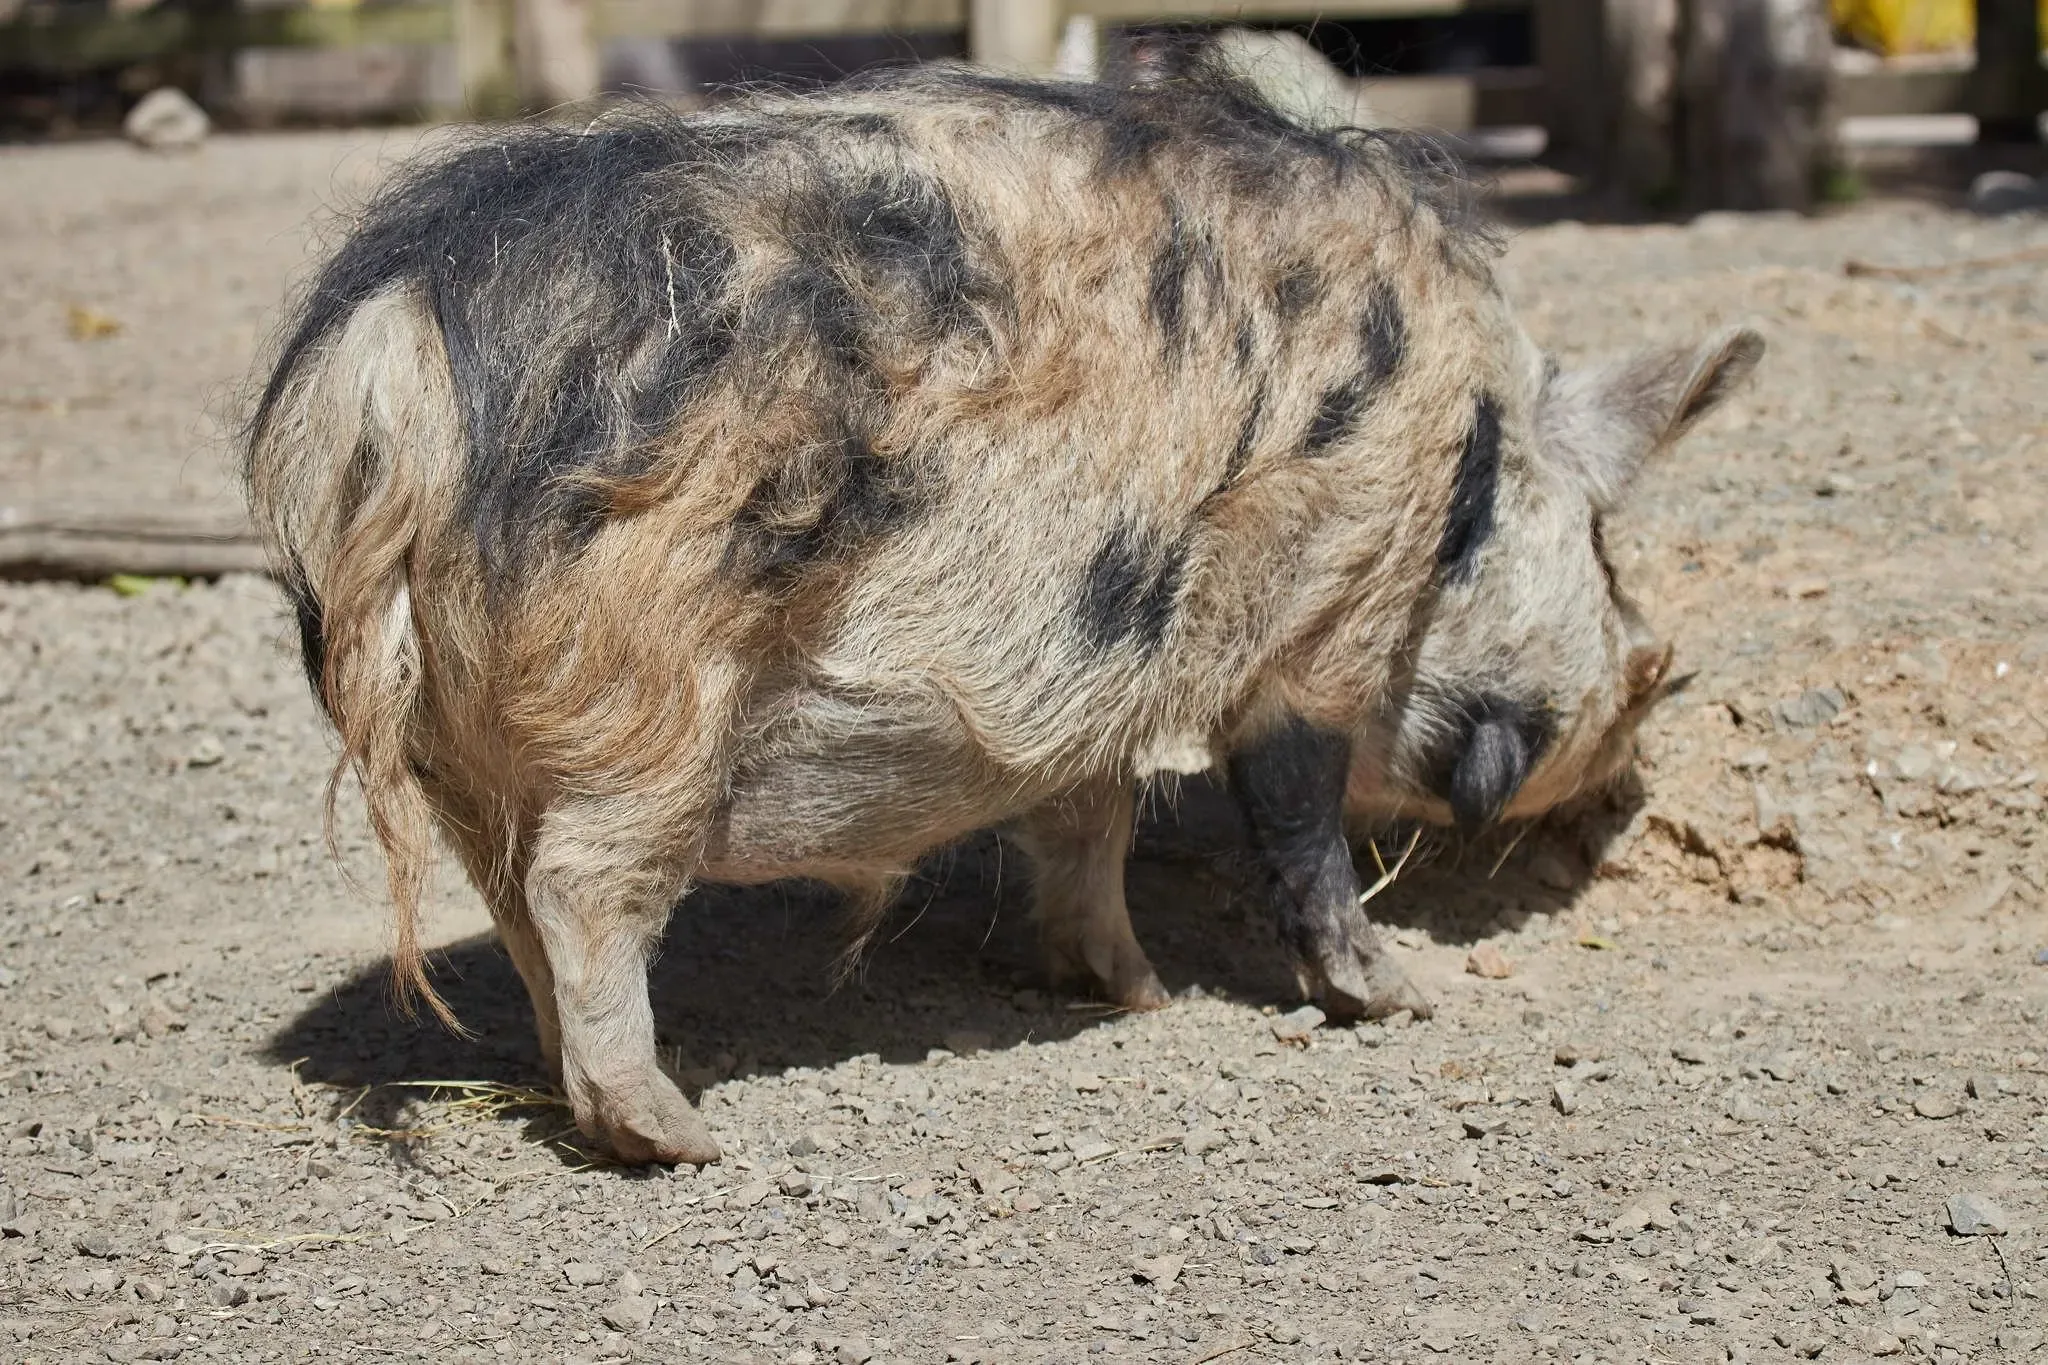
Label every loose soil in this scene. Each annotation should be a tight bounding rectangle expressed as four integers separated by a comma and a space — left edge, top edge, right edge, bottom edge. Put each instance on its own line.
2, 129, 2045, 1365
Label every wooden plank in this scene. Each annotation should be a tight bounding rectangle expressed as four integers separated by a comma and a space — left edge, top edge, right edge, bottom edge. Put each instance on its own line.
597, 0, 965, 42
0, 4, 451, 72
1362, 68, 1542, 131
0, 511, 264, 580
1836, 65, 1975, 120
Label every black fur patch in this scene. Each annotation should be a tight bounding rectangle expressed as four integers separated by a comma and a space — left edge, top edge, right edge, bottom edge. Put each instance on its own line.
1360, 280, 1406, 386
284, 573, 328, 709
1079, 521, 1187, 654
1273, 262, 1323, 319
1223, 382, 1265, 487
1302, 379, 1367, 456
1298, 283, 1407, 457
1428, 694, 1554, 831
1148, 203, 1194, 354
1232, 316, 1256, 370
727, 426, 935, 583
1436, 393, 1501, 582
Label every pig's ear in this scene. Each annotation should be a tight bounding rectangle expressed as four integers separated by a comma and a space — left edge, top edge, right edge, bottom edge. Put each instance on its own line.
1541, 327, 1765, 508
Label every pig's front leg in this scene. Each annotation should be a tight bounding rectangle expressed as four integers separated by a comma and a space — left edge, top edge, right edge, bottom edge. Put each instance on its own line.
1014, 783, 1171, 1012
1228, 717, 1433, 1022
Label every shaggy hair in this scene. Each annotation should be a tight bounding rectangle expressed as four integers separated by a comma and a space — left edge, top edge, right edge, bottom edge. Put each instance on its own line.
248, 60, 1754, 1163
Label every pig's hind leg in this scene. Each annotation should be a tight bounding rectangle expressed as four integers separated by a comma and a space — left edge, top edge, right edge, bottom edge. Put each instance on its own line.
1014, 783, 1171, 1012
1228, 718, 1433, 1022
524, 798, 720, 1166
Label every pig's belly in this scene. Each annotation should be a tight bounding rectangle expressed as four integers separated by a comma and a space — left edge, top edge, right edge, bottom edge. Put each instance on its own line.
700, 721, 1023, 888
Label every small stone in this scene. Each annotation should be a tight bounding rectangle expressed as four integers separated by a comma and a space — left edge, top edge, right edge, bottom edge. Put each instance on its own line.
207, 1282, 247, 1308
729, 1180, 774, 1209
1773, 685, 1845, 729
805, 1277, 836, 1307
562, 1261, 608, 1287
1913, 1094, 1962, 1120
1267, 1324, 1302, 1346
185, 735, 226, 768
1070, 1072, 1104, 1093
122, 88, 209, 152
1010, 1191, 1043, 1214
479, 1258, 512, 1276
779, 1171, 815, 1198
1672, 1042, 1709, 1065
1181, 1127, 1227, 1157
1551, 1081, 1579, 1116
1859, 1327, 1904, 1357
600, 1295, 656, 1333
73, 1231, 117, 1259
161, 1234, 201, 1257
1892, 1270, 1927, 1289
1965, 1074, 2000, 1100
837, 1339, 875, 1365
617, 1270, 645, 1299
1464, 944, 1513, 979
1131, 1253, 1185, 1287
1760, 1053, 1801, 1082
1553, 1043, 1595, 1067
1946, 1192, 2008, 1236
779, 1284, 809, 1312
1831, 1256, 1877, 1293
226, 1253, 263, 1277
132, 1278, 165, 1304
1269, 1005, 1326, 1044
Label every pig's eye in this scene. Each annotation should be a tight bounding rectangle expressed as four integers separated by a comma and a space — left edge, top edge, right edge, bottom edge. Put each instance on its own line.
1590, 514, 1619, 593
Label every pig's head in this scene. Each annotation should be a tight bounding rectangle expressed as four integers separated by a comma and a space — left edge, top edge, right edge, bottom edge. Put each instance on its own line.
1351, 326, 1765, 831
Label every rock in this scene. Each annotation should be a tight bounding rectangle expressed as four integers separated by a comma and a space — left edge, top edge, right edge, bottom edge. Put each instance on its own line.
185, 734, 225, 769
1464, 944, 1513, 979
1773, 685, 1845, 729
1266, 1323, 1303, 1345
779, 1171, 815, 1198
601, 1295, 656, 1333
1912, 1094, 1961, 1120
123, 88, 210, 152
942, 1030, 990, 1056
836, 1339, 875, 1365
1969, 169, 2048, 214
779, 1283, 809, 1312
805, 1277, 836, 1307
1131, 1253, 1185, 1287
207, 1282, 247, 1308
562, 1261, 608, 1287
1010, 1191, 1043, 1213
1858, 1327, 1905, 1357
729, 1180, 775, 1209
161, 1233, 202, 1257
1554, 1043, 1597, 1067
1551, 1081, 1579, 1116
1830, 1256, 1877, 1293
73, 1230, 117, 1259
1671, 1042, 1709, 1065
1269, 1005, 1325, 1043
1965, 1074, 2000, 1100
1946, 1192, 2008, 1236
1760, 1053, 1801, 1082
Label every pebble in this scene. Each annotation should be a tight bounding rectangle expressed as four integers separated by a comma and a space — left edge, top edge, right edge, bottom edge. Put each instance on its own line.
74, 1230, 117, 1259
1912, 1094, 1961, 1120
1946, 1192, 2008, 1236
837, 1340, 875, 1365
1773, 685, 1845, 729
1671, 1042, 1708, 1065
600, 1295, 656, 1333
1268, 1005, 1325, 1043
122, 88, 209, 152
562, 1262, 608, 1287
1464, 944, 1513, 979
1965, 1074, 2000, 1099
1831, 1256, 1877, 1293
1550, 1080, 1579, 1116
207, 1282, 247, 1308
779, 1171, 815, 1198
1011, 1191, 1043, 1213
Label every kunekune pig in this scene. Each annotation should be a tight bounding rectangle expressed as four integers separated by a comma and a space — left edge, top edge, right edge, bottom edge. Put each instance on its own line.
248, 61, 1763, 1163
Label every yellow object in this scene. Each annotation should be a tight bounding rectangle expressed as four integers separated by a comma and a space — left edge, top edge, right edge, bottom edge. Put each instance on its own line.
1835, 0, 2048, 53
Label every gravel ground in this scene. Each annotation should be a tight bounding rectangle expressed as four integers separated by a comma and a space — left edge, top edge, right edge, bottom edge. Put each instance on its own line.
2, 131, 2046, 1365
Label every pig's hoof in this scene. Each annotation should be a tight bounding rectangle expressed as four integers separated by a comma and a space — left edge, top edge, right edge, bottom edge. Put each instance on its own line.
1305, 952, 1434, 1024
1045, 937, 1171, 1013
575, 1068, 721, 1167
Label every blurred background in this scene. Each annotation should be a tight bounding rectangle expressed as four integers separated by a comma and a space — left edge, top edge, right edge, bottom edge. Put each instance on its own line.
1, 0, 2044, 212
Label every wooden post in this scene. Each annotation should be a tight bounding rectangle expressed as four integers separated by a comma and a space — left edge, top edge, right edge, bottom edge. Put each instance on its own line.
514, 0, 600, 109
1677, 0, 1838, 211
970, 0, 1062, 74
1531, 0, 1610, 172
1974, 0, 2045, 143
454, 0, 518, 117
1605, 0, 1682, 205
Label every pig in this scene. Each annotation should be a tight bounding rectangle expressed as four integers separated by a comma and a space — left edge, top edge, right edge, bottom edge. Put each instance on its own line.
247, 59, 1759, 1164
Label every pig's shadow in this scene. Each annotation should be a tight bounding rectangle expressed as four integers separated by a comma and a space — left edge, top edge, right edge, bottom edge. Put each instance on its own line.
266, 773, 1643, 1119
